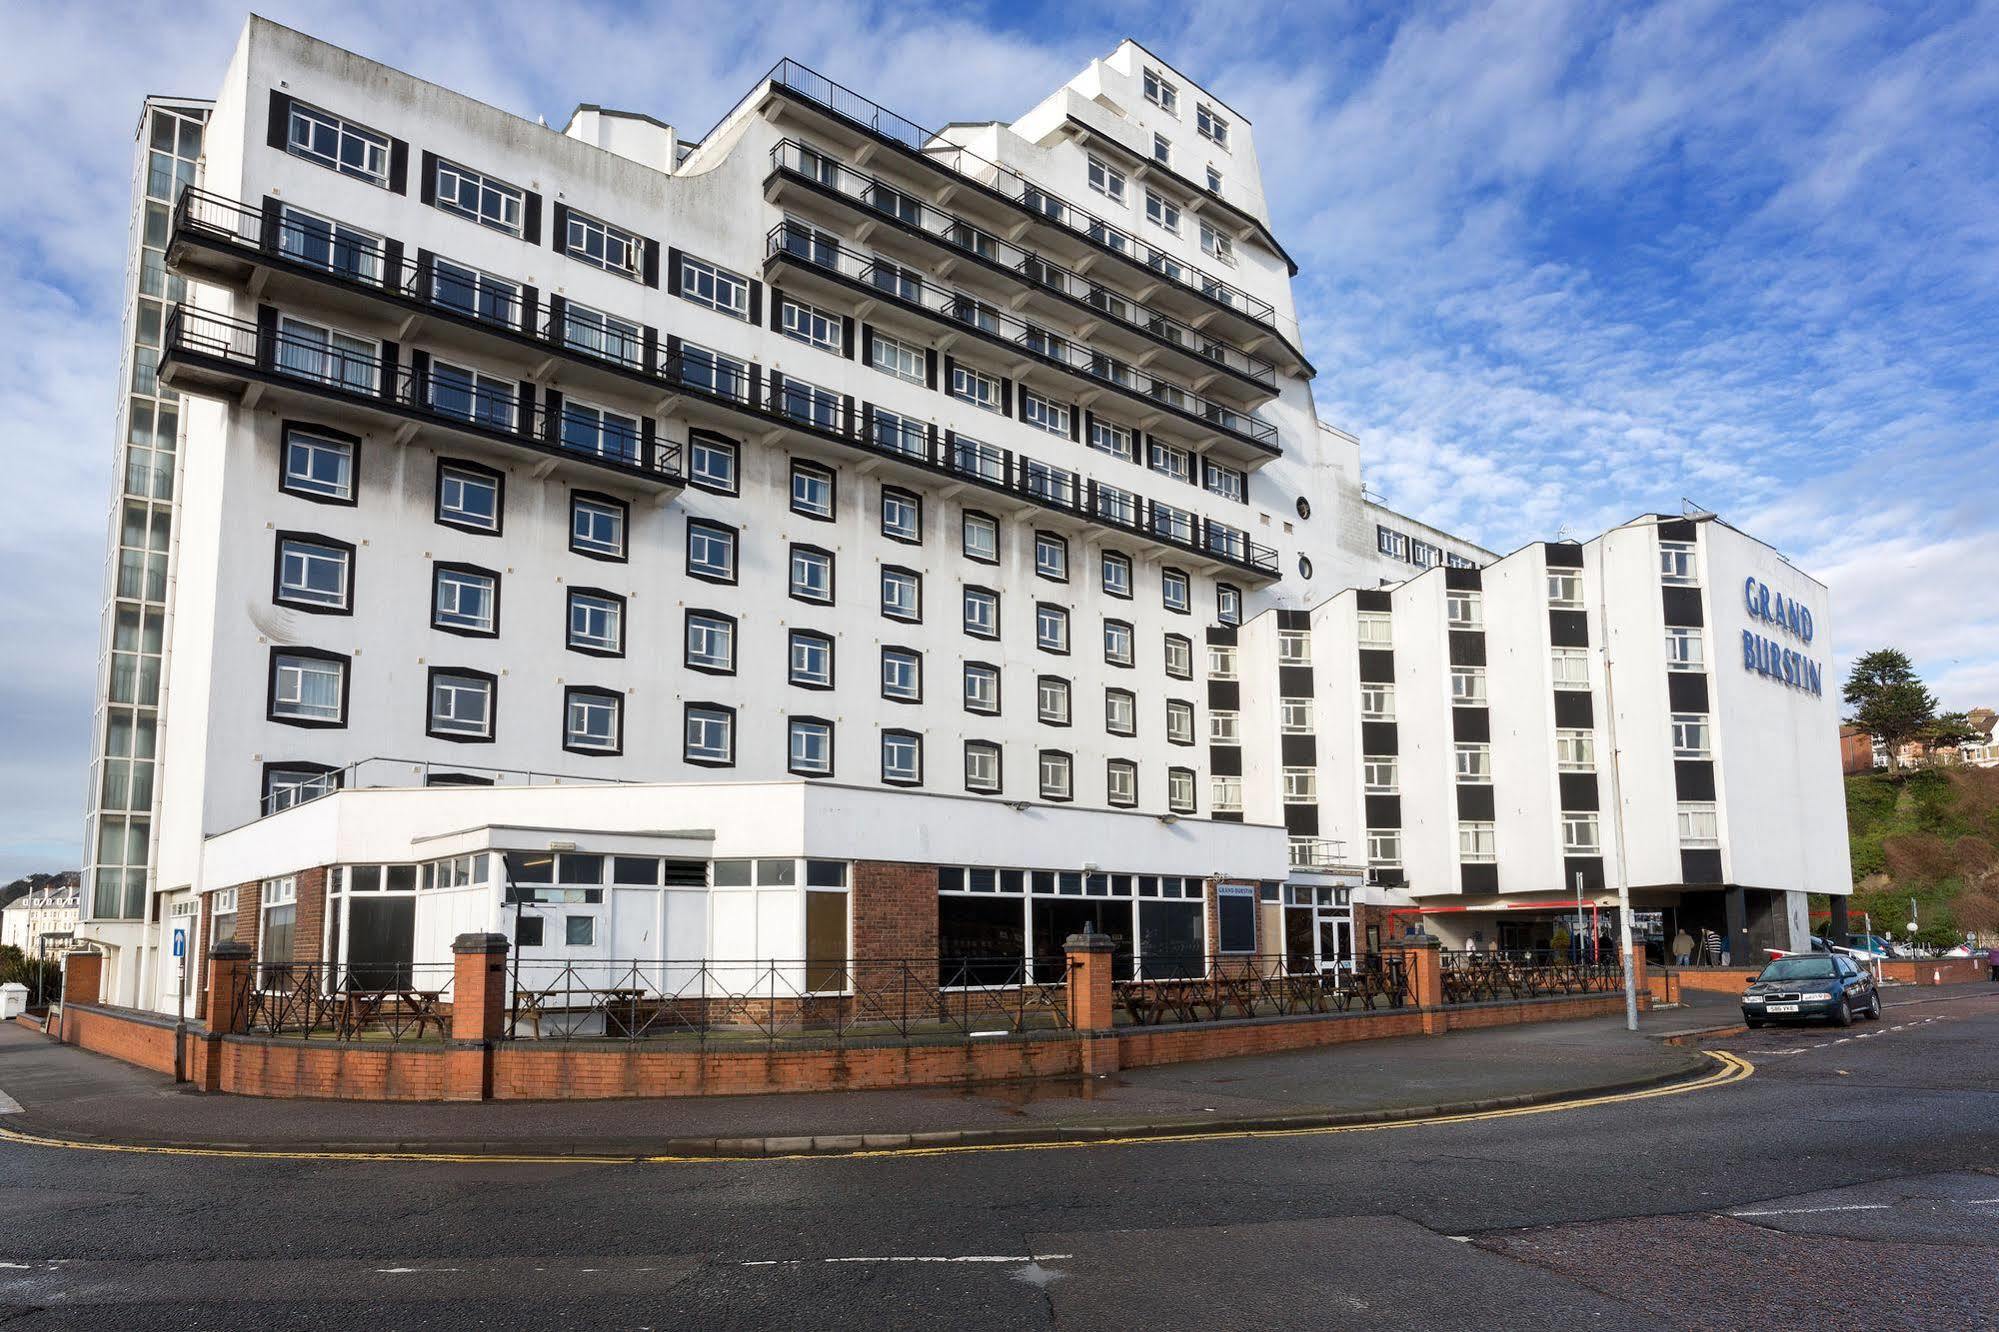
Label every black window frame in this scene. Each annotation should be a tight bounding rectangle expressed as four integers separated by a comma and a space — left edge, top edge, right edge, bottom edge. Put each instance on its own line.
964, 739, 1003, 794
1161, 566, 1192, 614
962, 584, 1000, 640
880, 564, 923, 623
266, 645, 351, 730
682, 701, 737, 768
1216, 583, 1242, 625
686, 430, 740, 496
425, 665, 498, 744
683, 608, 738, 676
568, 489, 629, 563
1034, 601, 1071, 655
1037, 674, 1073, 728
881, 485, 923, 544
271, 529, 356, 616
434, 457, 506, 537
561, 685, 625, 757
879, 727, 924, 787
1167, 766, 1198, 815
961, 509, 1000, 565
430, 560, 502, 639
879, 645, 924, 705
1166, 698, 1197, 747
963, 660, 1001, 716
789, 457, 838, 522
1038, 748, 1075, 803
1103, 617, 1135, 668
1105, 686, 1137, 738
787, 714, 835, 778
788, 542, 836, 605
1106, 758, 1139, 809
787, 628, 836, 691
685, 518, 739, 585
261, 760, 341, 815
1033, 530, 1069, 583
1100, 549, 1133, 600
1164, 633, 1195, 680
565, 586, 627, 659
278, 421, 360, 507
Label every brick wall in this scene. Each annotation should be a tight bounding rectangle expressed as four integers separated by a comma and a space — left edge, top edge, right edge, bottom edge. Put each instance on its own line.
293, 867, 328, 965
852, 860, 938, 962
232, 881, 262, 956
57, 1004, 184, 1077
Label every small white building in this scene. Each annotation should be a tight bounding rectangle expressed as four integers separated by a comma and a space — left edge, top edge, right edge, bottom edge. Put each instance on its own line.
1, 879, 81, 957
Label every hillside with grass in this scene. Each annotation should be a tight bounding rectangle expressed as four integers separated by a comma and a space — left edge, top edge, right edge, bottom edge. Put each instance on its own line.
1840, 766, 1999, 946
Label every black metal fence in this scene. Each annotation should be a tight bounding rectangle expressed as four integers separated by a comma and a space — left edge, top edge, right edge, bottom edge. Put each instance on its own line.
238, 963, 458, 1042
1112, 953, 1412, 1025
1437, 950, 1625, 1005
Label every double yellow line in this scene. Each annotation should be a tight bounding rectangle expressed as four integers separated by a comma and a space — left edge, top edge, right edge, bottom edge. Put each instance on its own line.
0, 1050, 1751, 1166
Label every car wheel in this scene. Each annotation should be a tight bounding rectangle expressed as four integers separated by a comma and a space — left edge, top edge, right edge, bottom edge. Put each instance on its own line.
1865, 993, 1882, 1020
1831, 998, 1853, 1028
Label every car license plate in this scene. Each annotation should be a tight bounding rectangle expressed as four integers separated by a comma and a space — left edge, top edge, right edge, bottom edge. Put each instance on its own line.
1766, 1004, 1800, 1013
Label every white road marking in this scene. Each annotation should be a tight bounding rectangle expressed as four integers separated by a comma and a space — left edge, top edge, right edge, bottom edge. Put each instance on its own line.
374, 1267, 461, 1274
0, 1090, 22, 1116
742, 1254, 1072, 1266
1730, 1204, 1890, 1218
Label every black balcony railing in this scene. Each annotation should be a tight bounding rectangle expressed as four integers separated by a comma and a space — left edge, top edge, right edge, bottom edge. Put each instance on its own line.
716, 60, 1285, 332
160, 305, 683, 483
768, 140, 1279, 392
766, 221, 1278, 452
169, 187, 1277, 578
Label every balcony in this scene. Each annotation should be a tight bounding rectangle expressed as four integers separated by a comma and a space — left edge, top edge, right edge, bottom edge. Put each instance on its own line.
765, 139, 1280, 400
1289, 839, 1365, 877
157, 307, 684, 488
763, 222, 1279, 461
735, 60, 1313, 373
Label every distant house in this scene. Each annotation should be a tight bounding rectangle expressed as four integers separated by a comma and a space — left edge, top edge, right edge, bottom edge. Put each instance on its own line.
1963, 708, 1999, 769
1840, 725, 1876, 776
0, 876, 81, 956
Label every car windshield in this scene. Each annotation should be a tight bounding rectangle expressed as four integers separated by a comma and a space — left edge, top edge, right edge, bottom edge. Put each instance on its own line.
1758, 957, 1836, 981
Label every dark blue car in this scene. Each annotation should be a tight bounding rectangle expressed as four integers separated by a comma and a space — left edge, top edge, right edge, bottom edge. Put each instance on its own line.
1741, 954, 1880, 1028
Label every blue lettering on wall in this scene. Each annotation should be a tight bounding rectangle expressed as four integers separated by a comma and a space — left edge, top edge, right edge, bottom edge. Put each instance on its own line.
1742, 577, 1814, 645
1741, 628, 1823, 698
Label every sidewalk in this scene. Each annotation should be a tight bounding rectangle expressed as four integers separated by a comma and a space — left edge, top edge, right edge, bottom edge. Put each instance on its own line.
1, 1011, 1713, 1158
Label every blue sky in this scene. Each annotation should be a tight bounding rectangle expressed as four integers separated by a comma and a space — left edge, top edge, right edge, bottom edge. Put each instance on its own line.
2, 0, 1995, 880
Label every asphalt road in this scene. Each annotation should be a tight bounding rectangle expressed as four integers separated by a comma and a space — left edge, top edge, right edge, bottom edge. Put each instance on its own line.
3, 990, 1996, 1329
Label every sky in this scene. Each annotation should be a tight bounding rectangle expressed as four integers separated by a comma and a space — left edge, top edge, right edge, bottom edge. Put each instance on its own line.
1, 0, 1995, 881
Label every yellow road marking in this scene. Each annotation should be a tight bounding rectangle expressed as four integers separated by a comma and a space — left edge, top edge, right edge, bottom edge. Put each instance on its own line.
0, 1051, 1751, 1167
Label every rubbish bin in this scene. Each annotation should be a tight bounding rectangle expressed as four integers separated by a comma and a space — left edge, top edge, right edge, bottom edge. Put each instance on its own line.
0, 982, 27, 1019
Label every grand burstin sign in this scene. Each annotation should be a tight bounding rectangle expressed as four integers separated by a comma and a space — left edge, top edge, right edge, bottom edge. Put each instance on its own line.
1740, 577, 1822, 697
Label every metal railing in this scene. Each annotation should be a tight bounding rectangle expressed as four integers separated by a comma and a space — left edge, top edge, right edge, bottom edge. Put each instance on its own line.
261, 757, 638, 818
161, 305, 682, 482
767, 222, 1277, 449
1112, 953, 1411, 1025
238, 963, 459, 1042
718, 61, 1282, 328
768, 139, 1278, 390
1437, 949, 1625, 1004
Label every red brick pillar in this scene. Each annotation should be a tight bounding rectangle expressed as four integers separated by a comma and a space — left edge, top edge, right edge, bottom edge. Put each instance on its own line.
200, 941, 254, 1092
445, 932, 509, 1102
1064, 932, 1120, 1077
61, 950, 102, 1008
1392, 935, 1447, 1034
1628, 945, 1651, 1012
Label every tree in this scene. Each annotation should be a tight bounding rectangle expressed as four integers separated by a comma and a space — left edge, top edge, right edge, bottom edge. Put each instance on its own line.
1919, 712, 1982, 761
1843, 649, 1939, 774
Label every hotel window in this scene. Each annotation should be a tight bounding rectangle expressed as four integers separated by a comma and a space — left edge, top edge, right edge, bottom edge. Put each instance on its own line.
1446, 590, 1482, 628
1089, 419, 1135, 462
963, 586, 999, 639
564, 689, 621, 755
1039, 676, 1072, 726
1209, 709, 1240, 743
1166, 699, 1196, 746
1040, 750, 1073, 802
778, 376, 844, 432
1357, 612, 1392, 647
1562, 812, 1601, 854
1547, 570, 1584, 609
1363, 756, 1398, 793
259, 876, 297, 970
270, 651, 345, 726
789, 545, 834, 604
789, 718, 833, 777
1376, 526, 1408, 559
1022, 391, 1070, 437
881, 647, 922, 703
1204, 459, 1246, 503
1106, 759, 1138, 809
1456, 742, 1492, 783
1153, 132, 1173, 166
567, 590, 623, 656
882, 487, 922, 544
1144, 68, 1179, 113
281, 428, 355, 503
433, 158, 524, 235
432, 564, 497, 636
275, 535, 351, 612
965, 741, 1002, 793
1100, 551, 1134, 600
680, 342, 751, 401
1033, 531, 1069, 582
881, 731, 923, 786
1167, 768, 1196, 815
1672, 713, 1712, 759
1162, 569, 1191, 614
962, 511, 999, 564
1165, 634, 1195, 680
789, 630, 833, 689
950, 364, 1003, 413
790, 459, 836, 520
881, 566, 921, 622
1145, 191, 1181, 235
1551, 647, 1589, 690
564, 209, 643, 278
1451, 666, 1488, 706
685, 610, 735, 674
570, 492, 627, 560
1282, 767, 1317, 802
963, 662, 1000, 715
1678, 802, 1720, 849
1206, 165, 1223, 193
1200, 224, 1234, 265
870, 331, 926, 385
781, 296, 842, 353
1149, 439, 1193, 485
684, 704, 734, 766
430, 257, 519, 328
1666, 626, 1705, 671
1217, 584, 1241, 625
686, 519, 736, 583
1367, 829, 1403, 866
437, 462, 501, 533
1660, 541, 1697, 585
277, 316, 378, 393
277, 204, 383, 284
1104, 619, 1135, 667
1277, 628, 1312, 665
1459, 822, 1497, 864
1556, 728, 1597, 771
679, 255, 749, 316
429, 670, 495, 742
1088, 155, 1127, 203
1281, 698, 1315, 735
686, 433, 737, 495
1206, 643, 1236, 679
1211, 776, 1243, 814
1360, 683, 1395, 720
872, 253, 924, 300
1105, 688, 1136, 736
286, 101, 390, 186
1197, 104, 1229, 147
1036, 603, 1070, 654
560, 301, 640, 365
560, 401, 641, 462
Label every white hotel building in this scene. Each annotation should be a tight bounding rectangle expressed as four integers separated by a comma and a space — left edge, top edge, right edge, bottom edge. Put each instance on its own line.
79, 19, 1850, 1012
